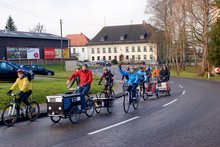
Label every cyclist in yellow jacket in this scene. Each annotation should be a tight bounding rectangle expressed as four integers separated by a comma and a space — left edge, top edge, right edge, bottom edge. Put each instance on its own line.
7, 69, 32, 108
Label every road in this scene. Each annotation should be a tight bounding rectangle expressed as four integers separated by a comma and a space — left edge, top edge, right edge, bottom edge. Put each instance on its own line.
1, 66, 220, 147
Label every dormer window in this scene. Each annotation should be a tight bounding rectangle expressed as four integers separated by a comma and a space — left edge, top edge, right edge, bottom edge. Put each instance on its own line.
100, 34, 107, 41
120, 33, 127, 41
140, 33, 147, 39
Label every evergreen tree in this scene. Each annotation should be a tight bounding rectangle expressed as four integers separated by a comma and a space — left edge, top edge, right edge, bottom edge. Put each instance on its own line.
5, 15, 17, 31
209, 19, 220, 67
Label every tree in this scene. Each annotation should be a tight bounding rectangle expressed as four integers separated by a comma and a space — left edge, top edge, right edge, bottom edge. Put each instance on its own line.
208, 1, 220, 67
30, 23, 46, 33
147, 0, 218, 76
5, 15, 17, 31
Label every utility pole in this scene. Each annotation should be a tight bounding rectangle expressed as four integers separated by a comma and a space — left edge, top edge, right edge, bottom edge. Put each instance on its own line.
60, 19, 63, 64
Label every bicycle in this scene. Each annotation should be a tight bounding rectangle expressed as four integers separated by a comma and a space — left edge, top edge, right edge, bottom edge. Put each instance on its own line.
123, 84, 139, 113
94, 83, 115, 113
137, 81, 148, 101
1, 93, 40, 127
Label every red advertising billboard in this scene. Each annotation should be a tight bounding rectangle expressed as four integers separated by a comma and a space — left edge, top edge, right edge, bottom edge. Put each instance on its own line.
44, 48, 56, 59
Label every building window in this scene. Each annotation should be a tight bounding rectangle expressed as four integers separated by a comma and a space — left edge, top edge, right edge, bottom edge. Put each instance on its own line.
114, 47, 117, 53
120, 34, 127, 40
132, 55, 135, 60
72, 48, 76, 53
132, 46, 135, 52
143, 46, 147, 52
114, 56, 117, 60
108, 48, 111, 53
150, 54, 153, 60
103, 48, 106, 53
125, 47, 129, 53
103, 56, 106, 60
140, 33, 147, 40
91, 48, 95, 54
144, 55, 147, 60
150, 46, 153, 52
92, 56, 95, 61
126, 55, 129, 60
82, 48, 84, 52
97, 56, 100, 60
138, 55, 141, 60
109, 56, 111, 61
97, 48, 100, 54
137, 46, 141, 52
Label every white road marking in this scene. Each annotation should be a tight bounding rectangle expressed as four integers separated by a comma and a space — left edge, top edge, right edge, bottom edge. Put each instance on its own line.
163, 99, 178, 107
182, 90, 186, 95
170, 81, 174, 84
88, 116, 140, 135
178, 85, 183, 88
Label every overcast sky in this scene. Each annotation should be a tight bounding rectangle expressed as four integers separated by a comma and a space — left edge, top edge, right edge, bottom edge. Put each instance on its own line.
0, 0, 150, 38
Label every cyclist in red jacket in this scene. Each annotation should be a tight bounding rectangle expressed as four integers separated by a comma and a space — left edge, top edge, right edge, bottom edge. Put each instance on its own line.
66, 64, 93, 112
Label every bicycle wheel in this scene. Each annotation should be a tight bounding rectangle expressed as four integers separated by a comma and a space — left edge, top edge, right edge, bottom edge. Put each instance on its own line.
95, 99, 101, 114
133, 93, 139, 110
142, 92, 148, 100
26, 101, 40, 121
85, 98, 94, 117
123, 93, 130, 113
69, 106, 80, 124
2, 104, 17, 127
50, 116, 61, 123
110, 90, 115, 99
107, 99, 114, 113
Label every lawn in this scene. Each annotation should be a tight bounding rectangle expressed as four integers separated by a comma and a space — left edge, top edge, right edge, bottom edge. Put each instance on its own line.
170, 66, 220, 81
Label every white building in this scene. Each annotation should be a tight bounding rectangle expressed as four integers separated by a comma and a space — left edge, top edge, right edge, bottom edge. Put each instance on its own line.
65, 33, 90, 61
88, 22, 162, 64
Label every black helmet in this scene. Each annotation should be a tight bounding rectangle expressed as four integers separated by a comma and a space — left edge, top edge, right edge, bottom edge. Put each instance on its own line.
139, 66, 144, 70
83, 64, 88, 68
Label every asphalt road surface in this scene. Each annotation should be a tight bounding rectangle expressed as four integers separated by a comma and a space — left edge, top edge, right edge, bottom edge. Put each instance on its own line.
1, 66, 220, 147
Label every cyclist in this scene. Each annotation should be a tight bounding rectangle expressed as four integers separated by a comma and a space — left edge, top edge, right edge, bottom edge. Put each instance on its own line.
152, 66, 160, 79
136, 66, 147, 93
160, 64, 170, 82
118, 64, 139, 99
66, 64, 93, 112
145, 65, 152, 83
68, 66, 80, 88
98, 67, 114, 92
7, 69, 32, 114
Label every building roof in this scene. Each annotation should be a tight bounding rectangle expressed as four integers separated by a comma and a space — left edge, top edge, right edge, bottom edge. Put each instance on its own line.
65, 33, 90, 46
0, 30, 68, 41
89, 22, 160, 45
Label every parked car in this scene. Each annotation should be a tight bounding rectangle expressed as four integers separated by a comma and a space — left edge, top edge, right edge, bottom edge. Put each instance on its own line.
21, 65, 55, 76
0, 61, 34, 81
99, 61, 112, 66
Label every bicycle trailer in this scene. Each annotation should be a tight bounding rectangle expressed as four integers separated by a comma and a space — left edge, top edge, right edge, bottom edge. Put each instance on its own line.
46, 93, 81, 117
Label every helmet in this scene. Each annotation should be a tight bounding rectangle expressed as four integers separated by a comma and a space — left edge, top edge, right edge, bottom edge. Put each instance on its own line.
103, 67, 108, 71
17, 69, 24, 73
139, 66, 144, 70
82, 64, 88, 68
75, 66, 80, 69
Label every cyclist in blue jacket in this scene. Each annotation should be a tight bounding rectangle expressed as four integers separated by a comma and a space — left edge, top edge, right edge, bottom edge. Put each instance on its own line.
119, 64, 139, 99
136, 66, 147, 93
